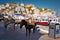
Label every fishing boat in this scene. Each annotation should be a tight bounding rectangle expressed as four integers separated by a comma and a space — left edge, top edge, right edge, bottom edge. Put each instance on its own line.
36, 18, 50, 26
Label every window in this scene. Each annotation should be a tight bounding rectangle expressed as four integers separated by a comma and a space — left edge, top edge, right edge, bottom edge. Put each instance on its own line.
42, 19, 44, 21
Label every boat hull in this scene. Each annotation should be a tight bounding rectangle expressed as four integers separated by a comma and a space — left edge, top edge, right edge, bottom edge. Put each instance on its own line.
36, 22, 50, 26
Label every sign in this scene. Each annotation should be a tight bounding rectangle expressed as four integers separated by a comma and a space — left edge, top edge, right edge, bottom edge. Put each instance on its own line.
55, 29, 59, 34
55, 25, 60, 37
55, 29, 60, 37
56, 25, 59, 29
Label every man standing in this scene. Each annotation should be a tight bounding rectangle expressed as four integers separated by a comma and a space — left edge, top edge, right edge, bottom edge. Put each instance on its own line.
20, 12, 28, 29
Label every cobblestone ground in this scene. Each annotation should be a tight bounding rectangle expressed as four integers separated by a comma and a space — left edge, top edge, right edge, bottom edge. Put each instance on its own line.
0, 21, 60, 40
0, 21, 44, 40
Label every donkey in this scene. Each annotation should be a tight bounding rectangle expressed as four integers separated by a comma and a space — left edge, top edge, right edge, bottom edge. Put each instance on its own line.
25, 18, 36, 36
20, 18, 36, 36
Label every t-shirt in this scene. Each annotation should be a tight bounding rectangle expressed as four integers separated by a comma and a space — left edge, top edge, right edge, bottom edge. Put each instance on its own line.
19, 16, 25, 20
28, 19, 32, 25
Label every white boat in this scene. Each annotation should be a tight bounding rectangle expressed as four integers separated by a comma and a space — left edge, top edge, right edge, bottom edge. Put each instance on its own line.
36, 17, 50, 26
50, 18, 59, 24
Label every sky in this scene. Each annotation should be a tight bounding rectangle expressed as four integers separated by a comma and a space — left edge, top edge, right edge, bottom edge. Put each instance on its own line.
0, 0, 60, 16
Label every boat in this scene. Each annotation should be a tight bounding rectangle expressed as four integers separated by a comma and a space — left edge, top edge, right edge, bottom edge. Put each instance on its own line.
36, 18, 50, 26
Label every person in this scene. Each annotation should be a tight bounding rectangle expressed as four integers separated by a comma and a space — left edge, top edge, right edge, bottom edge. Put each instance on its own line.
20, 12, 28, 29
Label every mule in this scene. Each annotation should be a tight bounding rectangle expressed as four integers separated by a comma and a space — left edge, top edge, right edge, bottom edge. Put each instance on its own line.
25, 18, 36, 36
20, 18, 36, 36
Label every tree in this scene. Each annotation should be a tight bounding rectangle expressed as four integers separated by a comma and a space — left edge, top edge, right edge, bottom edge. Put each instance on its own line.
44, 8, 48, 11
37, 8, 43, 12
